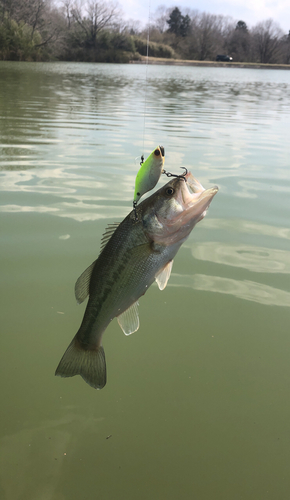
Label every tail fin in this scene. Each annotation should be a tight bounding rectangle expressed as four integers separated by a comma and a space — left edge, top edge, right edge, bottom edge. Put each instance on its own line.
55, 337, 106, 389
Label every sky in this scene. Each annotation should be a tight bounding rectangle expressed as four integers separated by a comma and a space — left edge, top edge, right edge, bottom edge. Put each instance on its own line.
120, 0, 290, 34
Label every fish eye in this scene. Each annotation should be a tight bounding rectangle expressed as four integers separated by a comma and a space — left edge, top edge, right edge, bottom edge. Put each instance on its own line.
159, 145, 165, 157
154, 148, 161, 156
165, 187, 175, 196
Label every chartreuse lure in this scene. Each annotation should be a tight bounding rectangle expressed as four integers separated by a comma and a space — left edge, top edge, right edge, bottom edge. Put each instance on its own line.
133, 145, 165, 207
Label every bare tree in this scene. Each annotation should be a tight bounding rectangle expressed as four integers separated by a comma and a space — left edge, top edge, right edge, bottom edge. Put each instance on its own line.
122, 18, 142, 36
1, 0, 49, 33
0, 0, 64, 48
61, 0, 73, 28
193, 13, 226, 60
69, 0, 121, 47
252, 18, 284, 63
281, 30, 290, 64
151, 5, 170, 34
226, 20, 251, 61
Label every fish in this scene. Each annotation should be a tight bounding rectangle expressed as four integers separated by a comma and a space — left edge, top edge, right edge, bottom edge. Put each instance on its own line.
55, 171, 218, 389
133, 145, 165, 205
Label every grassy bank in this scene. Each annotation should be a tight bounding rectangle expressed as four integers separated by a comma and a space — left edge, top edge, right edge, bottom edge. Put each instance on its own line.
131, 56, 290, 70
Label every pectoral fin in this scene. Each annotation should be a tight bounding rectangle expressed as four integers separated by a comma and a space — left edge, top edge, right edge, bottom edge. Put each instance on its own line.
155, 260, 173, 290
117, 301, 139, 335
75, 260, 96, 304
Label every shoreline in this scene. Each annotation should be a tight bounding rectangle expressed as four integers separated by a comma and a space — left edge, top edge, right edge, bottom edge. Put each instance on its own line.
131, 56, 290, 70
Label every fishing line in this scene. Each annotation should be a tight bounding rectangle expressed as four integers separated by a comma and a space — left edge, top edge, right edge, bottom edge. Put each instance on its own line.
141, 0, 151, 165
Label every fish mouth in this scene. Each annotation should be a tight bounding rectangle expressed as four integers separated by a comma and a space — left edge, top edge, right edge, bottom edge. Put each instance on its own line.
185, 172, 205, 194
149, 170, 218, 246
178, 171, 218, 222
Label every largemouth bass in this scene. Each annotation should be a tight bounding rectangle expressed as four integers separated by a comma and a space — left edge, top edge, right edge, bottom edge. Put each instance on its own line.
55, 172, 218, 389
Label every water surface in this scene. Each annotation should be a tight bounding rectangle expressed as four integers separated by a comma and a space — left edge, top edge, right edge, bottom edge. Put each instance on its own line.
1, 62, 290, 500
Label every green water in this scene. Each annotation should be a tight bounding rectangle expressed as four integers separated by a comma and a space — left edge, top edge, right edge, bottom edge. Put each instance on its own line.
1, 61, 290, 500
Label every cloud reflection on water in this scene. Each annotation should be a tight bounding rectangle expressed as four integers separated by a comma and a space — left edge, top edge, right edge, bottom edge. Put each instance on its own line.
188, 242, 290, 274
170, 274, 290, 307
203, 219, 290, 240
0, 202, 129, 221
0, 168, 133, 220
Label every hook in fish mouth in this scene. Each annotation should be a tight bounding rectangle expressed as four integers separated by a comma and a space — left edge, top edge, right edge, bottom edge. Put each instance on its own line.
163, 167, 188, 181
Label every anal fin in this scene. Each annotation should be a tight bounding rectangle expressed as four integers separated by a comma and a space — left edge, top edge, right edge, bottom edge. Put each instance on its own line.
117, 301, 139, 335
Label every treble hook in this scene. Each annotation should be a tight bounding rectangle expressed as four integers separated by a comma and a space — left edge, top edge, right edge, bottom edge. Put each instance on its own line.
133, 200, 138, 221
162, 167, 188, 181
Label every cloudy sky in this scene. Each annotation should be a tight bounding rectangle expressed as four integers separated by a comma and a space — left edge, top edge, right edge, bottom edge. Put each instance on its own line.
120, 0, 290, 33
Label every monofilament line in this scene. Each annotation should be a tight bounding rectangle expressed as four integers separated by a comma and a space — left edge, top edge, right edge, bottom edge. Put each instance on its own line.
142, 0, 151, 160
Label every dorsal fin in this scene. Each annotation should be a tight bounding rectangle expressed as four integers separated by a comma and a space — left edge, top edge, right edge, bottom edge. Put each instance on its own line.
155, 260, 173, 290
117, 301, 139, 335
75, 260, 96, 304
100, 222, 120, 252
75, 223, 120, 304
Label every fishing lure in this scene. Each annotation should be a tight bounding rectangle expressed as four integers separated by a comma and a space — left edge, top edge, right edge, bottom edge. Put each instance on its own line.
133, 145, 165, 208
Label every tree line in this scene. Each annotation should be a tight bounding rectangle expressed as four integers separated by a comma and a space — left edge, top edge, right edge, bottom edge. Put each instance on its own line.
0, 0, 289, 64
150, 7, 290, 64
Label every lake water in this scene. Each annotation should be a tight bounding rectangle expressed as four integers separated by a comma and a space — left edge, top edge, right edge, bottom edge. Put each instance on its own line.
1, 61, 290, 500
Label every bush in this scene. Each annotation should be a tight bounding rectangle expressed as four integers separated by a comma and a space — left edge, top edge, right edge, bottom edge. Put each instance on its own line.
97, 31, 136, 53
59, 30, 138, 62
133, 37, 176, 58
0, 15, 42, 61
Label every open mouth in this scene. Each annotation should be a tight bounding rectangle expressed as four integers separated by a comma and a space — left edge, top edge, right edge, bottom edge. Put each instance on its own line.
186, 172, 205, 194
180, 172, 218, 218
154, 171, 218, 243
